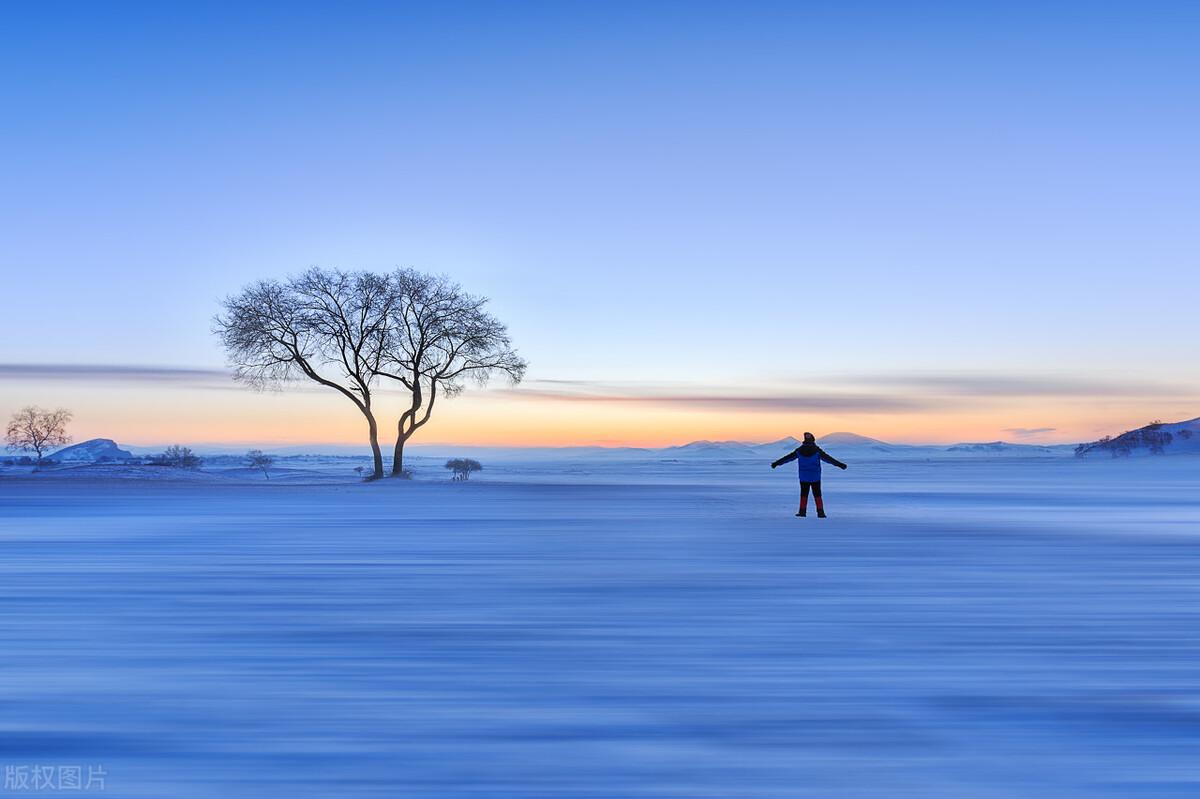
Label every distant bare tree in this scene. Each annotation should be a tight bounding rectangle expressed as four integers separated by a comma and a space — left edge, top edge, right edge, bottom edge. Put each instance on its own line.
247, 449, 274, 479
445, 457, 482, 481
5, 406, 72, 465
378, 270, 526, 475
152, 445, 203, 469
215, 269, 395, 479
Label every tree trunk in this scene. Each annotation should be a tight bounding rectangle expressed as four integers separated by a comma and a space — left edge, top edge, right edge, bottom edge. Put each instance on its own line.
393, 383, 420, 477
391, 434, 408, 476
366, 415, 384, 479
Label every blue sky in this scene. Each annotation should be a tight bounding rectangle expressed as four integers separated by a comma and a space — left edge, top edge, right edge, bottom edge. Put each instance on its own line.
2, 1, 1197, 445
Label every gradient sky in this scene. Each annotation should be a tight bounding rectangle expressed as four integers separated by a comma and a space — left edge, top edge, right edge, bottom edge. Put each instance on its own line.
2, 1, 1198, 448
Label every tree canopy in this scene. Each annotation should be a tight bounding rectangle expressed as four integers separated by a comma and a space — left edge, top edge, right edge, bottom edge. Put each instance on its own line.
5, 406, 72, 464
445, 458, 483, 481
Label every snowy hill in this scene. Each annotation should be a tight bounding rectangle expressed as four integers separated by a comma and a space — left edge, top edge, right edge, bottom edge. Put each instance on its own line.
815, 432, 919, 454
758, 436, 802, 451
1075, 417, 1200, 458
659, 440, 762, 459
945, 441, 1064, 455
49, 438, 135, 463
414, 433, 1048, 461
57, 428, 1110, 469
819, 432, 888, 447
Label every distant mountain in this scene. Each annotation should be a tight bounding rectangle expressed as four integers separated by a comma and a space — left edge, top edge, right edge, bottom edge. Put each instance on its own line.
758, 436, 802, 451
347, 433, 929, 460
1075, 417, 1200, 458
50, 438, 134, 463
810, 432, 925, 455
96, 428, 1104, 464
819, 432, 887, 446
945, 441, 1063, 455
659, 440, 762, 458
744, 433, 922, 458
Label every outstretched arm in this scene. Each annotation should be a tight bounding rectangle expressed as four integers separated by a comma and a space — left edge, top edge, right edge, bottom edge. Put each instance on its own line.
771, 448, 800, 469
819, 448, 848, 470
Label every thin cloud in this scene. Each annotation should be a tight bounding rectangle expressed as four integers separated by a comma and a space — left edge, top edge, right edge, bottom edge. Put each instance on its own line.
1003, 427, 1057, 437
835, 372, 1193, 398
0, 363, 361, 395
8, 366, 1183, 418
0, 363, 230, 383
497, 382, 938, 413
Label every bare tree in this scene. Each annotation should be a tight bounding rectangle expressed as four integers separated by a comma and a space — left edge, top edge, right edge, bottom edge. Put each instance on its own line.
378, 270, 526, 475
247, 449, 274, 479
215, 269, 395, 479
5, 406, 72, 465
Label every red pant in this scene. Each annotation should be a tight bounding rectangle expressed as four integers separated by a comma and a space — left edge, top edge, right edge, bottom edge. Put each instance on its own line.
800, 481, 823, 512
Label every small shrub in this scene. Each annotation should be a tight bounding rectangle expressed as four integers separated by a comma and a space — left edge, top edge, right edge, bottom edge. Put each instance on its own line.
1145, 430, 1172, 455
151, 445, 203, 469
445, 458, 482, 481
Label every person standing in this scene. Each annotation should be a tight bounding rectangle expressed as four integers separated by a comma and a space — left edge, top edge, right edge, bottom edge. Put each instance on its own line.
771, 432, 848, 517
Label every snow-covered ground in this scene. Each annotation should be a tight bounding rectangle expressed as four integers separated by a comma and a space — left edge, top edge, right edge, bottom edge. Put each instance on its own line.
1, 454, 1199, 797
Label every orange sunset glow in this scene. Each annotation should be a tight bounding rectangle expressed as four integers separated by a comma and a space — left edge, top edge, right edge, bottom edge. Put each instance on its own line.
7, 372, 1192, 450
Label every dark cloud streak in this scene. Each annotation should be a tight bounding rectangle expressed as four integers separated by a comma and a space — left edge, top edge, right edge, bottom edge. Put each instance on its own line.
498, 386, 937, 413
1003, 427, 1058, 437
0, 363, 231, 383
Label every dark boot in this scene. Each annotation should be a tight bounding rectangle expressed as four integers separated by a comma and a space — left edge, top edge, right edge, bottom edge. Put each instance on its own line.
795, 510, 806, 517
817, 510, 827, 518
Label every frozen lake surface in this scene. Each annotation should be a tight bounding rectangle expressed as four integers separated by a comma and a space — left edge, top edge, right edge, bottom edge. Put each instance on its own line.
2, 456, 1199, 797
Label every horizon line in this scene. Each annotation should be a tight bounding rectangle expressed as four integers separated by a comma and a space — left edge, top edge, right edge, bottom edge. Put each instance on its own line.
52, 432, 1089, 454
